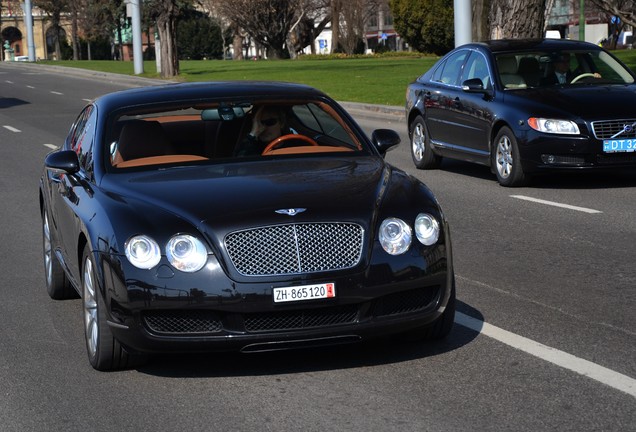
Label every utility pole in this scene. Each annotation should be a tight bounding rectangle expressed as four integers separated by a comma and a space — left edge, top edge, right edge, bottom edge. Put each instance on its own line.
24, 0, 36, 61
126, 0, 144, 74
454, 0, 472, 47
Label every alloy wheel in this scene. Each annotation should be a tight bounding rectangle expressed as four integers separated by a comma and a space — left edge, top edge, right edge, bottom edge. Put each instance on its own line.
412, 122, 425, 162
83, 256, 98, 359
43, 213, 53, 287
496, 135, 513, 179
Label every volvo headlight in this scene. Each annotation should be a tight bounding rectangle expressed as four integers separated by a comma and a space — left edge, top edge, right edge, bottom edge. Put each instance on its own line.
125, 235, 161, 269
528, 118, 579, 135
166, 234, 207, 272
379, 218, 412, 255
414, 213, 440, 246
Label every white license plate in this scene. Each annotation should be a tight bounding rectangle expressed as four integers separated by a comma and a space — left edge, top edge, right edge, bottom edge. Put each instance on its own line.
273, 282, 336, 303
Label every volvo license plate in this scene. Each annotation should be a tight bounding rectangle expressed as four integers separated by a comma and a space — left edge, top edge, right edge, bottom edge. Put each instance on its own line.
273, 282, 336, 303
603, 139, 636, 153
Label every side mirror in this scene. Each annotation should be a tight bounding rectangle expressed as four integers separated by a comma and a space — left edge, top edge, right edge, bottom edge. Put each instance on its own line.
45, 150, 80, 174
462, 78, 487, 93
371, 129, 400, 156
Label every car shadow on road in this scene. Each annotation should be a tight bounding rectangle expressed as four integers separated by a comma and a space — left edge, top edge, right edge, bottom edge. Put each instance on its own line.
438, 159, 636, 189
137, 300, 483, 378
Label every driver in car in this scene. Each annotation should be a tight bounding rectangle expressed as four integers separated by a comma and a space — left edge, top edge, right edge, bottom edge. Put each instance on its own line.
543, 53, 601, 85
234, 106, 289, 156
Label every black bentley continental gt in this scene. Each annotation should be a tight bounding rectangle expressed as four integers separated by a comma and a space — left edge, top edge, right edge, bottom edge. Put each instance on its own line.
40, 81, 455, 370
406, 39, 636, 186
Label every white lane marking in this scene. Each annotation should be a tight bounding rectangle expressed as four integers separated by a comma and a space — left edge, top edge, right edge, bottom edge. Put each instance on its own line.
27, 85, 35, 89
43, 144, 58, 150
50, 91, 64, 95
5, 80, 14, 84
3, 125, 21, 133
82, 98, 92, 102
510, 195, 602, 214
456, 312, 636, 398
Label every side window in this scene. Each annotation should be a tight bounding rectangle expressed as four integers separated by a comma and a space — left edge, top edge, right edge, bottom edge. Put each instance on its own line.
462, 52, 491, 89
439, 50, 468, 86
431, 59, 446, 83
67, 105, 97, 175
292, 103, 356, 147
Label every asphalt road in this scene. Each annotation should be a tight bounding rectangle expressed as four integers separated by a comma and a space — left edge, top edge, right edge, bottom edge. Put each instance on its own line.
1, 62, 634, 432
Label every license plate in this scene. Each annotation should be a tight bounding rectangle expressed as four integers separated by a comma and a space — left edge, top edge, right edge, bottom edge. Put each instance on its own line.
273, 282, 336, 303
603, 139, 636, 153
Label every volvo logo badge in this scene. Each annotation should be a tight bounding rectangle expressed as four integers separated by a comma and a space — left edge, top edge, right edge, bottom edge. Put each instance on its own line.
275, 208, 306, 216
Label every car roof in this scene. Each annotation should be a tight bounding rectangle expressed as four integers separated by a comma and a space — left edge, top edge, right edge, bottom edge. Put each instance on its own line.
461, 38, 602, 54
93, 81, 329, 112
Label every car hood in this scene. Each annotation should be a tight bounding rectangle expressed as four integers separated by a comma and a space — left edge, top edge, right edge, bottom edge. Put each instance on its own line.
506, 84, 636, 119
101, 156, 391, 235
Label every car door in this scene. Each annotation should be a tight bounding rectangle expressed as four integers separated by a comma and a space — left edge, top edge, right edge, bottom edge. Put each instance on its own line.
49, 105, 97, 281
424, 49, 469, 148
449, 50, 494, 158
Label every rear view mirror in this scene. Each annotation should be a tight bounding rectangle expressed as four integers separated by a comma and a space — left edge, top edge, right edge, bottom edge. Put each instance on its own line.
201, 107, 246, 121
371, 129, 400, 156
45, 150, 80, 174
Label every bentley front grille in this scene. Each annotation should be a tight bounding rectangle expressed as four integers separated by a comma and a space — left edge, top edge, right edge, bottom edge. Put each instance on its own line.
225, 223, 364, 276
591, 119, 636, 140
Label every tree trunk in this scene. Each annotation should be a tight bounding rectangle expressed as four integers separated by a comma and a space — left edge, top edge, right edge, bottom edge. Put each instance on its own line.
489, 0, 546, 39
71, 9, 80, 60
331, 0, 340, 53
472, 0, 490, 42
156, 16, 179, 77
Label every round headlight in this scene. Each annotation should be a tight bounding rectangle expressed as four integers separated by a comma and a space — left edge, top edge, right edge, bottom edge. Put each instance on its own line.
125, 235, 161, 269
415, 213, 440, 246
166, 234, 207, 272
379, 218, 412, 255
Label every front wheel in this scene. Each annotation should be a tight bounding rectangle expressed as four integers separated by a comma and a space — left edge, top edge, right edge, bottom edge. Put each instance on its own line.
492, 127, 527, 187
82, 246, 146, 371
410, 115, 441, 169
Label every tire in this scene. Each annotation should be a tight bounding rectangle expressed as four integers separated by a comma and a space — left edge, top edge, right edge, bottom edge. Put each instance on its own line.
410, 115, 441, 169
81, 246, 146, 371
42, 209, 75, 300
400, 277, 456, 341
492, 127, 527, 187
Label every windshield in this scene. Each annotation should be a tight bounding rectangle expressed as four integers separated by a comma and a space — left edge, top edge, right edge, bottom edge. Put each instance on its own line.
495, 49, 635, 89
105, 99, 365, 170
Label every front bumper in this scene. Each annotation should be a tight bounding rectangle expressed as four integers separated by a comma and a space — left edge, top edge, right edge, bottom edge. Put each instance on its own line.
97, 242, 453, 354
519, 131, 636, 172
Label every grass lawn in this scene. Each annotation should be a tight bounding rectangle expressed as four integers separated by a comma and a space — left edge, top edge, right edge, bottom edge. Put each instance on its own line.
40, 56, 440, 106
39, 49, 636, 107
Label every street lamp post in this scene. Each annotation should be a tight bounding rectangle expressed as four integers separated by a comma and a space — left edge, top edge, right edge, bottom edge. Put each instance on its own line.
24, 0, 36, 61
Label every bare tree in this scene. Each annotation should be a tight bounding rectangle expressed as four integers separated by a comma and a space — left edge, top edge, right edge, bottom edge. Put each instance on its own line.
590, 0, 636, 27
34, 0, 70, 60
589, 0, 635, 48
145, 0, 193, 77
339, 0, 380, 54
216, 0, 299, 59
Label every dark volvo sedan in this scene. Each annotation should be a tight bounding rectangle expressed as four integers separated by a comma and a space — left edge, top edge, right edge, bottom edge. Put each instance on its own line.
40, 81, 455, 370
406, 39, 636, 186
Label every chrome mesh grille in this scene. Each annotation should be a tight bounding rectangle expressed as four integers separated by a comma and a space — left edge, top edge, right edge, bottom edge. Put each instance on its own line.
591, 119, 636, 140
225, 223, 364, 276
143, 310, 222, 334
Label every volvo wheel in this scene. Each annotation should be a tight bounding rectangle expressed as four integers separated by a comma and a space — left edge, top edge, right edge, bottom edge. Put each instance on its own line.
410, 115, 441, 169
